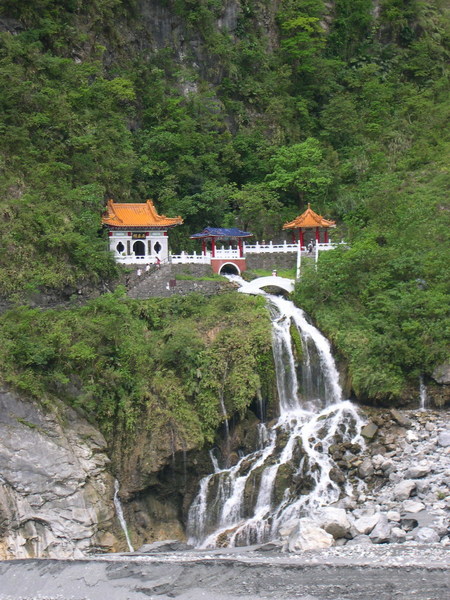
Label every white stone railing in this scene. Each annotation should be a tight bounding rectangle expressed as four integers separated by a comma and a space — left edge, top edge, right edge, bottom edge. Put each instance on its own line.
214, 248, 240, 259
244, 241, 299, 254
170, 252, 211, 264
115, 242, 345, 265
115, 254, 156, 264
317, 243, 338, 251
244, 241, 341, 254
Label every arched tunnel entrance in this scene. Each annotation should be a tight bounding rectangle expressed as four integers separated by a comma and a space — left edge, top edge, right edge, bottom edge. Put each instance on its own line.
219, 262, 240, 276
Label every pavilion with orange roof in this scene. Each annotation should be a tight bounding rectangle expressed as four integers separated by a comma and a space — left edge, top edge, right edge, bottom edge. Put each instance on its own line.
102, 199, 183, 264
283, 204, 336, 249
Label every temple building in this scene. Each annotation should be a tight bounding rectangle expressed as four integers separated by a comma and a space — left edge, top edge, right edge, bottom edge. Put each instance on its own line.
102, 199, 183, 264
283, 204, 336, 248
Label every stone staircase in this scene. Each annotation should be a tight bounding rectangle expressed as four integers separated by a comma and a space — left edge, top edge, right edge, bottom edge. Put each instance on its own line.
126, 263, 230, 299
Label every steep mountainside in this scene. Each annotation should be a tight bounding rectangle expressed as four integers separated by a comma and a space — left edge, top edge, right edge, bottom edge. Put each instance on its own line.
0, 2, 448, 430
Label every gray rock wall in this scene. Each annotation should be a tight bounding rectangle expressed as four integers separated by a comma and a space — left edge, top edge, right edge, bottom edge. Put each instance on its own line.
246, 253, 297, 271
0, 388, 117, 559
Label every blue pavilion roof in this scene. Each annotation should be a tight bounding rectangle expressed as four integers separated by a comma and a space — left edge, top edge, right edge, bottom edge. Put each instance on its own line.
190, 227, 253, 239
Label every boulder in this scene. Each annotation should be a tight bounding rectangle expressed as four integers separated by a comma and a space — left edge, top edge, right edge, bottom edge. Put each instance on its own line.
361, 423, 378, 440
437, 431, 450, 448
334, 538, 347, 546
371, 454, 385, 469
317, 508, 352, 539
369, 514, 391, 544
402, 500, 425, 514
354, 513, 380, 535
406, 431, 419, 442
390, 527, 406, 543
358, 458, 374, 479
405, 464, 431, 479
390, 409, 411, 428
413, 527, 440, 544
386, 510, 401, 522
381, 459, 395, 475
393, 479, 416, 501
285, 518, 333, 552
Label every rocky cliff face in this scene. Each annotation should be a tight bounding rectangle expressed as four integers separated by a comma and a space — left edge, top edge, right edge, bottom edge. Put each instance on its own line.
0, 388, 117, 558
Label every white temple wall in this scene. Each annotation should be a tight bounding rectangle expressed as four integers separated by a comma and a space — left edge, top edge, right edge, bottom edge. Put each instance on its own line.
108, 230, 169, 264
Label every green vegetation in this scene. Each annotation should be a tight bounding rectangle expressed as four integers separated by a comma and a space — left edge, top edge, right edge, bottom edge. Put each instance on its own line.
0, 291, 273, 445
0, 0, 449, 405
246, 268, 298, 280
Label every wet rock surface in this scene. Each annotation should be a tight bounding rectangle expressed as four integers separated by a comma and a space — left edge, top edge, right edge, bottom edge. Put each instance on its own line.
0, 545, 448, 600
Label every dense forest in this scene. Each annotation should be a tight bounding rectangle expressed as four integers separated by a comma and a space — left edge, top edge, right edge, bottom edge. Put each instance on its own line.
0, 0, 449, 431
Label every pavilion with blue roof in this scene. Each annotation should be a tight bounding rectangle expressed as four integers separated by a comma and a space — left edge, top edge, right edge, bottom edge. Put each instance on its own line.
190, 226, 253, 274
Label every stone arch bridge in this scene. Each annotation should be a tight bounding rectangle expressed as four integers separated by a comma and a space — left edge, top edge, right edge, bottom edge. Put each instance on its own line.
237, 276, 295, 295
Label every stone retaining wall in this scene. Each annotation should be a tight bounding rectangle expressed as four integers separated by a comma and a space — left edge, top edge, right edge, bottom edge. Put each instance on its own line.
246, 253, 297, 271
127, 263, 231, 299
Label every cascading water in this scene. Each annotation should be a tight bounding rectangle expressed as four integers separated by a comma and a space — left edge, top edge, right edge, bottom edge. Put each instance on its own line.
113, 479, 134, 552
419, 375, 428, 411
187, 278, 364, 548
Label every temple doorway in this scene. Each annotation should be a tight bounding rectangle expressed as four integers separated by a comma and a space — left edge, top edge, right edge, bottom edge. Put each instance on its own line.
133, 240, 146, 256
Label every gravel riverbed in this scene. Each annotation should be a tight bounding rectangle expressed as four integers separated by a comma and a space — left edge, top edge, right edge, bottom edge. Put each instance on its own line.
0, 544, 448, 600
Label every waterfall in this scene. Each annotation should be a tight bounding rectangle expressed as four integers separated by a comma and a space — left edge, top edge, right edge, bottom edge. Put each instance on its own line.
187, 279, 364, 548
218, 392, 231, 467
419, 375, 428, 411
209, 448, 220, 473
113, 480, 134, 552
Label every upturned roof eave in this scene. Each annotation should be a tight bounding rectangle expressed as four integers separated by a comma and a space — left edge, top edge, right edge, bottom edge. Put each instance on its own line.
101, 199, 183, 229
283, 204, 336, 229
190, 227, 253, 239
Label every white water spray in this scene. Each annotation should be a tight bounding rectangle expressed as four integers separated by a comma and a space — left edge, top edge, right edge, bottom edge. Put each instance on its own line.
187, 276, 364, 548
419, 375, 428, 411
113, 479, 134, 552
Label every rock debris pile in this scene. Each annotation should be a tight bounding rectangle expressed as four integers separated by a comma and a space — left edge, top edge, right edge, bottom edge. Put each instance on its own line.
280, 408, 449, 551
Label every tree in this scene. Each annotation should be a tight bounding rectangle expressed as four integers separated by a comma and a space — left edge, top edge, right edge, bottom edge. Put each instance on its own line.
231, 183, 284, 240
265, 138, 333, 204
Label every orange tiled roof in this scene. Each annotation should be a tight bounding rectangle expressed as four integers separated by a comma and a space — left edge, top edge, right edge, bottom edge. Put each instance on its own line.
102, 199, 183, 228
283, 204, 336, 229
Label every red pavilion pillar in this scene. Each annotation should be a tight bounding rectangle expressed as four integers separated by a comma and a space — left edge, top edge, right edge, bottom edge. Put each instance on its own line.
238, 238, 243, 257
299, 229, 304, 249
315, 227, 320, 244
211, 237, 216, 258
324, 229, 329, 244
